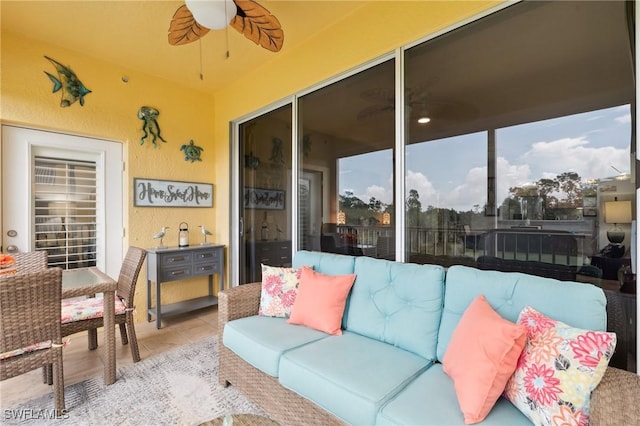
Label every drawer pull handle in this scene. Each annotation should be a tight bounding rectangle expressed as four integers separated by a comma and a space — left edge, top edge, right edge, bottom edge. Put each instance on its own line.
170, 270, 186, 276
169, 256, 185, 262
199, 266, 213, 271
200, 253, 213, 258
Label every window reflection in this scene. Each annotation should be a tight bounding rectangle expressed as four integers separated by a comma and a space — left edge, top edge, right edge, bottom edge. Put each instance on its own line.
496, 105, 632, 262
404, 133, 487, 264
298, 60, 395, 259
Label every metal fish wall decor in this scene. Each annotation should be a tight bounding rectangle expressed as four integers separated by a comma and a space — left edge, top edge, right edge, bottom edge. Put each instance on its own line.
43, 56, 91, 107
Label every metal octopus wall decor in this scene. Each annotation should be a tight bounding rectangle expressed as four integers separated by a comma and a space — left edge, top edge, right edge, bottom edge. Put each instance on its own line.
138, 106, 167, 147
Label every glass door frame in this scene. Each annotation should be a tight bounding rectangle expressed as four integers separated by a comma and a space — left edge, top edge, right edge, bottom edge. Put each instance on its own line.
229, 98, 295, 286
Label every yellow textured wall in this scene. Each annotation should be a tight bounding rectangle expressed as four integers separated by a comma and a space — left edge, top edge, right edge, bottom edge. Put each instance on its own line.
1, 31, 217, 322
1, 1, 500, 323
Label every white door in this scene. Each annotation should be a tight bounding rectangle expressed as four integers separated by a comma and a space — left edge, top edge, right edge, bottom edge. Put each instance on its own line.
1, 125, 124, 278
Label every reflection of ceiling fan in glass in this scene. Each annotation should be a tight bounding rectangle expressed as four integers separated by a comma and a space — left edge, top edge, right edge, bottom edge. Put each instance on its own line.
357, 87, 477, 124
168, 0, 284, 52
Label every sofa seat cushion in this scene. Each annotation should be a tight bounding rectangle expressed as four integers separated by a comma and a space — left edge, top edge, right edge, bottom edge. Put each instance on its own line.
278, 331, 430, 425
223, 315, 329, 377
377, 364, 532, 426
347, 257, 445, 360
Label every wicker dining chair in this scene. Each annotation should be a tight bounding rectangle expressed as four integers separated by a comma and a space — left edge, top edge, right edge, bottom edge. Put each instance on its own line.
0, 268, 65, 412
13, 250, 48, 274
60, 247, 147, 362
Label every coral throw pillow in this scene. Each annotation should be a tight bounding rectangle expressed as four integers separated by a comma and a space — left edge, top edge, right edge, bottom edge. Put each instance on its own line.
287, 267, 356, 335
443, 295, 527, 424
504, 306, 617, 426
258, 264, 306, 318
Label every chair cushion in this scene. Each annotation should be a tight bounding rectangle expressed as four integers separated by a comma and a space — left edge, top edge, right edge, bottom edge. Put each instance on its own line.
0, 340, 52, 360
61, 295, 127, 323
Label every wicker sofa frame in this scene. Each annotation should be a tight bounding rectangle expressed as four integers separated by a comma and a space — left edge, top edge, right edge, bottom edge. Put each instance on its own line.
218, 281, 640, 426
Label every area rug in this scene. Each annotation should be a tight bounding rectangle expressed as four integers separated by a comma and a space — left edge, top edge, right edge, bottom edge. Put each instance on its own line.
2, 337, 268, 425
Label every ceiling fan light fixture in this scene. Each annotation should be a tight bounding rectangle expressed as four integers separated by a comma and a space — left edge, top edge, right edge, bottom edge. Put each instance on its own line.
185, 0, 237, 30
417, 116, 431, 124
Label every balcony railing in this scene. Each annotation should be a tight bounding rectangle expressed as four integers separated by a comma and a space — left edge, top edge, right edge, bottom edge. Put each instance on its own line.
336, 224, 589, 266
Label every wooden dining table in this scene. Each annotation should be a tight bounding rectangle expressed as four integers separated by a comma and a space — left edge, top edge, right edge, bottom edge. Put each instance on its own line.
62, 267, 117, 385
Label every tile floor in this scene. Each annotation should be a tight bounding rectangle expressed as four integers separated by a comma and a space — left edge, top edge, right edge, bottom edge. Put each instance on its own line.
0, 307, 218, 408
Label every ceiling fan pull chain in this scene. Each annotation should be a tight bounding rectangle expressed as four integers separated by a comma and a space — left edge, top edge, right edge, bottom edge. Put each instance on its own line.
225, 25, 230, 59
199, 39, 204, 80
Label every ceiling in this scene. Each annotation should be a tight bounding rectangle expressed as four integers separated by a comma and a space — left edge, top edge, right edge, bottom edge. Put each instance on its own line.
2, 1, 634, 155
1, 1, 367, 95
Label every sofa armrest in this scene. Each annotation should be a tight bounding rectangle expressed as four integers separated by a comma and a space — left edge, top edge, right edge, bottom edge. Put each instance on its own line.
218, 282, 262, 332
590, 366, 640, 425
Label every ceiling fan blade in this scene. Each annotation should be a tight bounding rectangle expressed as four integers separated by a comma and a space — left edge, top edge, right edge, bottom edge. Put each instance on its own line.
230, 0, 284, 52
168, 4, 210, 46
357, 105, 394, 121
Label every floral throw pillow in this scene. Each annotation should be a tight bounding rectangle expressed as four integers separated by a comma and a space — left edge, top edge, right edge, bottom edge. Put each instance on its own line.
504, 306, 616, 426
258, 264, 306, 318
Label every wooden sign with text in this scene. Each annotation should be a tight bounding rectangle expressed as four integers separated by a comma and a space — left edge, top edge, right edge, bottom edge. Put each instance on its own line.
134, 178, 213, 207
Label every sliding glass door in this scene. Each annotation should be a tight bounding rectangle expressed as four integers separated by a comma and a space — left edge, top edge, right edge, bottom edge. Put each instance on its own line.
238, 105, 293, 284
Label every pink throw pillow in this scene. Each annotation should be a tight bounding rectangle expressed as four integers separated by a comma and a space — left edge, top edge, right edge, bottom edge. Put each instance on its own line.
504, 306, 616, 426
443, 295, 527, 424
287, 267, 356, 335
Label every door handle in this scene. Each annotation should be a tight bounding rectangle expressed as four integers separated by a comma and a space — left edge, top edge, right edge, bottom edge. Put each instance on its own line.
240, 217, 244, 237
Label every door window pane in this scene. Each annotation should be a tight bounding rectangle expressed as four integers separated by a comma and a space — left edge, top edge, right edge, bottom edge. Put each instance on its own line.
34, 156, 97, 269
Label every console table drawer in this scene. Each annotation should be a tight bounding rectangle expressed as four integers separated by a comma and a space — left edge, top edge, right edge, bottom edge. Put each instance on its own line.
160, 266, 193, 282
193, 261, 220, 275
193, 249, 220, 264
161, 252, 193, 267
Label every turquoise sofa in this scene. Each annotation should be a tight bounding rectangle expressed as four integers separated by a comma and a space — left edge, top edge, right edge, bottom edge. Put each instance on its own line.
219, 251, 639, 425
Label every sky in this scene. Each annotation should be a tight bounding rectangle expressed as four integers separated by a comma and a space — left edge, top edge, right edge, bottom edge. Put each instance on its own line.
339, 104, 631, 212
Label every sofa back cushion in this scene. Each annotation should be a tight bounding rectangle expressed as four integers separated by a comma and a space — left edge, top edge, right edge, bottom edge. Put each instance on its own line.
347, 256, 445, 360
292, 250, 356, 275
436, 265, 607, 361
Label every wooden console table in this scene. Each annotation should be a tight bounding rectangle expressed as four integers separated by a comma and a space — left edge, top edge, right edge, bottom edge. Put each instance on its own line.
146, 244, 224, 329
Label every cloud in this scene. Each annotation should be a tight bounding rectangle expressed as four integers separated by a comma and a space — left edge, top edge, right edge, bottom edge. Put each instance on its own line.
615, 113, 631, 124
363, 184, 392, 205
521, 136, 628, 179
441, 166, 487, 211
405, 170, 437, 207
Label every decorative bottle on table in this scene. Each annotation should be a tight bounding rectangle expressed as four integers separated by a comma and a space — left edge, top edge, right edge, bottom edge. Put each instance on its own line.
179, 222, 189, 247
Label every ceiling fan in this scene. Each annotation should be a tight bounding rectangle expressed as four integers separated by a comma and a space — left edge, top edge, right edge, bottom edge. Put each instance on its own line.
168, 0, 284, 52
357, 87, 477, 124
